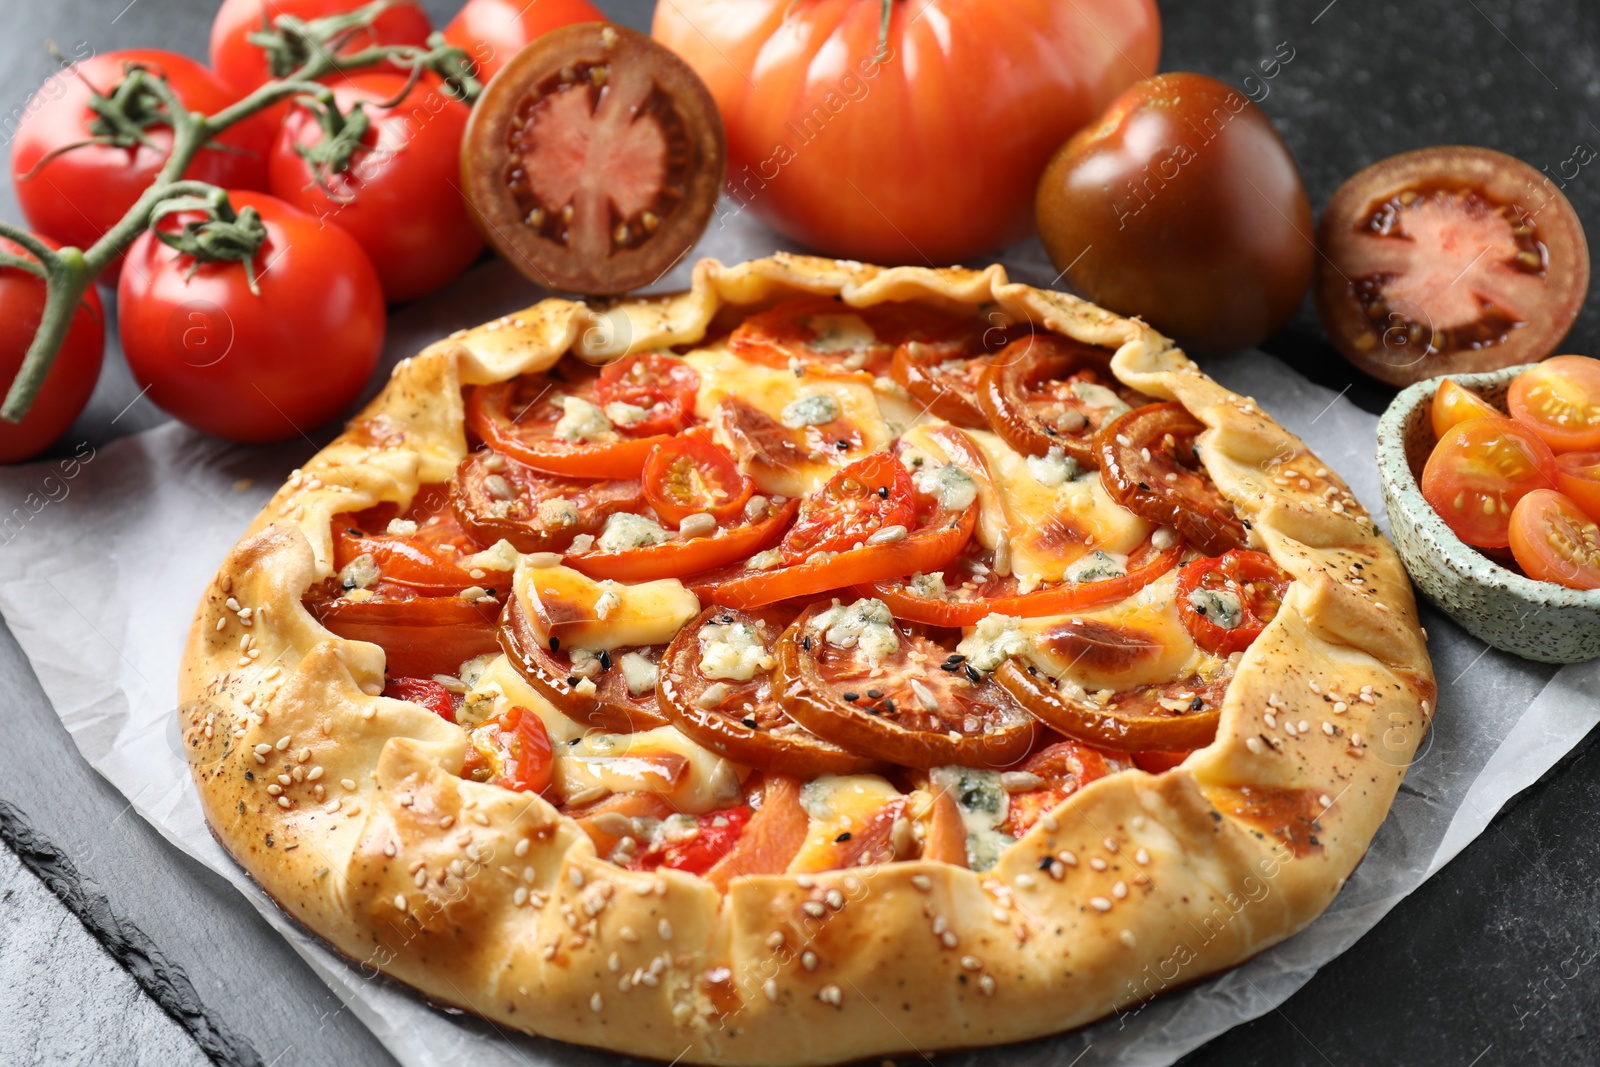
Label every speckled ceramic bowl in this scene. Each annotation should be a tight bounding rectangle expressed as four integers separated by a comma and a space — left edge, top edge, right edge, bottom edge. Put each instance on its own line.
1377, 364, 1600, 663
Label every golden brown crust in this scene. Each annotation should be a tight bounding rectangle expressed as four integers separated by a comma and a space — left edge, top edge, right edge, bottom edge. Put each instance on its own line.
180, 254, 1434, 1064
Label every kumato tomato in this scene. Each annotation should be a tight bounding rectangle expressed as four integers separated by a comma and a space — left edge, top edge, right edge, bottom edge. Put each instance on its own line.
1420, 416, 1557, 549
1508, 489, 1600, 590
1036, 72, 1313, 354
1431, 378, 1503, 440
1315, 147, 1589, 386
444, 0, 605, 85
461, 23, 725, 294
1506, 356, 1600, 454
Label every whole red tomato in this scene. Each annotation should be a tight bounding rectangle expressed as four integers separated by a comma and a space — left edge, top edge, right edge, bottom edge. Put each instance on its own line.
652, 0, 1160, 264
117, 191, 385, 443
9, 50, 273, 281
269, 73, 482, 302
0, 236, 105, 463
209, 0, 434, 99
443, 0, 605, 84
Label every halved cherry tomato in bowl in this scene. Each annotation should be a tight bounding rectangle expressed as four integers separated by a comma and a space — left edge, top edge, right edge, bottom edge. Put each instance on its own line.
1421, 416, 1557, 548
1098, 403, 1248, 557
1174, 550, 1292, 657
642, 433, 753, 525
1506, 355, 1600, 454
1554, 451, 1600, 521
565, 498, 797, 582
978, 333, 1143, 466
462, 705, 556, 795
450, 449, 645, 553
999, 741, 1130, 837
1508, 489, 1600, 590
383, 677, 459, 723
1431, 378, 1504, 439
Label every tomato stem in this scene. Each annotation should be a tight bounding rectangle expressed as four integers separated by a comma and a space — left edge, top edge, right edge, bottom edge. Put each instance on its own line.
876, 0, 894, 63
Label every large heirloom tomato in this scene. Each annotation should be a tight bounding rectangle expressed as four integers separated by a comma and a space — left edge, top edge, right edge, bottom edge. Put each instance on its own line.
652, 0, 1160, 264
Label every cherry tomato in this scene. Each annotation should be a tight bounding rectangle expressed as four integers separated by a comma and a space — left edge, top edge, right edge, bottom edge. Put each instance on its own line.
382, 677, 457, 722
1508, 489, 1600, 590
1098, 403, 1247, 557
654, 0, 1160, 264
309, 592, 502, 677
1507, 356, 1600, 454
595, 354, 701, 439
466, 369, 676, 478
10, 51, 273, 281
443, 0, 605, 85
1421, 416, 1557, 548
565, 499, 798, 583
1554, 451, 1600, 522
463, 705, 555, 794
1036, 72, 1313, 353
118, 191, 385, 443
1431, 378, 1503, 440
450, 448, 644, 552
0, 235, 104, 463
1315, 147, 1590, 386
461, 23, 725, 294
977, 333, 1144, 467
1000, 741, 1128, 837
780, 452, 915, 564
630, 806, 754, 875
643, 434, 752, 526
210, 0, 433, 100
1173, 550, 1291, 657
269, 73, 482, 303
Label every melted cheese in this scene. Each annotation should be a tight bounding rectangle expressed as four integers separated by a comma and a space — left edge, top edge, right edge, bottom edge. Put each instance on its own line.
464, 653, 588, 742
556, 726, 747, 813
789, 774, 903, 872
515, 560, 699, 652
1016, 571, 1207, 692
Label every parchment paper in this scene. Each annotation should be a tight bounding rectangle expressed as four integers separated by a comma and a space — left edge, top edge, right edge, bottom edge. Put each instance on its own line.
1, 217, 1595, 1066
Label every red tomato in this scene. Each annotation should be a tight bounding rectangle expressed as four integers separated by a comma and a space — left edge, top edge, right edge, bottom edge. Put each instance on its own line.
1173, 550, 1292, 656
443, 0, 605, 84
382, 677, 457, 722
1507, 356, 1600, 454
1555, 451, 1600, 522
652, 0, 1160, 264
1431, 378, 1503, 440
630, 806, 754, 875
268, 73, 482, 303
594, 353, 701, 439
466, 375, 675, 478
9, 51, 273, 281
642, 434, 753, 525
334, 488, 506, 595
118, 191, 385, 443
310, 593, 502, 677
0, 236, 104, 462
465, 706, 556, 794
567, 499, 797, 582
1421, 417, 1558, 548
780, 452, 915, 564
210, 0, 433, 99
1508, 489, 1600, 590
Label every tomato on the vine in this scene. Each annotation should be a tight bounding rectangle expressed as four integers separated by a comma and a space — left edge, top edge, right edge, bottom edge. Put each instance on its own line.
210, 0, 434, 101
0, 235, 105, 463
118, 191, 385, 443
443, 0, 605, 84
269, 73, 482, 303
10, 50, 274, 281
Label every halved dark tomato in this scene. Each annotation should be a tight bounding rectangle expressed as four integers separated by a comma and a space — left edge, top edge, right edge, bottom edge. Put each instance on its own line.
977, 332, 1144, 466
1315, 147, 1590, 386
334, 485, 504, 595
594, 352, 701, 438
1099, 402, 1248, 557
310, 592, 503, 678
995, 659, 1227, 753
462, 706, 556, 795
864, 534, 1184, 628
383, 677, 459, 722
657, 608, 877, 778
1174, 550, 1292, 657
1421, 416, 1557, 548
774, 602, 1036, 769
780, 452, 915, 564
565, 498, 797, 582
450, 448, 645, 553
467, 364, 676, 478
727, 297, 977, 377
642, 432, 753, 525
629, 806, 754, 875
498, 593, 668, 732
460, 23, 726, 294
999, 740, 1129, 837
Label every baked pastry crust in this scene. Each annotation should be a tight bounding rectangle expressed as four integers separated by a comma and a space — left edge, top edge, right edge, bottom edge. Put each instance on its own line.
179, 254, 1435, 1064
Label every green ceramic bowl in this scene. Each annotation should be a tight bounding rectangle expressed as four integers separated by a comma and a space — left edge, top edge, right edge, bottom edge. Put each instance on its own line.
1377, 364, 1600, 664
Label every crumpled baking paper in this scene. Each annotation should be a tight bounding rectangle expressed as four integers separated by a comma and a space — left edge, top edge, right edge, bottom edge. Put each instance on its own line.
0, 215, 1595, 1067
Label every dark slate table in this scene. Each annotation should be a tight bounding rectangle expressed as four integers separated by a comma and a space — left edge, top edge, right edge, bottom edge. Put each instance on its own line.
0, 0, 1596, 1063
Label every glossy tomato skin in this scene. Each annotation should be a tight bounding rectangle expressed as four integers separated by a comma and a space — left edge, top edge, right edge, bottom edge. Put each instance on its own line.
1508, 489, 1600, 590
1036, 72, 1313, 353
118, 191, 385, 443
1555, 451, 1600, 521
10, 50, 273, 280
1506, 356, 1600, 454
1421, 416, 1557, 549
0, 236, 105, 462
654, 0, 1160, 264
269, 73, 482, 303
210, 0, 433, 99
444, 0, 605, 84
1431, 378, 1502, 440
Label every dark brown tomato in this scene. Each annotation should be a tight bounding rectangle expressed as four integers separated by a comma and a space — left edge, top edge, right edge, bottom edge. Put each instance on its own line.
451, 449, 645, 552
1098, 402, 1248, 556
498, 593, 668, 732
1314, 146, 1590, 386
995, 657, 1228, 753
461, 22, 725, 294
774, 604, 1036, 769
657, 608, 878, 778
1036, 72, 1314, 354
977, 332, 1147, 464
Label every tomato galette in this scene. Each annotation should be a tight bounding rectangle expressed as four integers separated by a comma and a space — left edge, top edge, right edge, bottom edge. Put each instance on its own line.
181, 255, 1435, 1064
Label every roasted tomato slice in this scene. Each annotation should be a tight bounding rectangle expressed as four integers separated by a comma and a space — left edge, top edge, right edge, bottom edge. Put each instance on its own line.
1507, 355, 1600, 455
460, 23, 725, 295
334, 485, 504, 595
1314, 147, 1590, 386
1099, 402, 1248, 557
774, 600, 1037, 769
999, 741, 1130, 837
1555, 451, 1600, 521
977, 333, 1145, 466
995, 658, 1227, 753
498, 593, 668, 732
1174, 550, 1292, 657
780, 452, 915, 563
1421, 416, 1557, 549
565, 498, 797, 582
466, 364, 678, 478
728, 297, 978, 377
642, 432, 754, 525
310, 592, 503, 679
702, 775, 810, 890
864, 534, 1184, 628
628, 806, 754, 875
889, 334, 991, 427
462, 706, 556, 795
658, 608, 878, 778
1431, 378, 1503, 440
1508, 489, 1600, 590
450, 448, 645, 553
594, 352, 701, 438
383, 677, 459, 722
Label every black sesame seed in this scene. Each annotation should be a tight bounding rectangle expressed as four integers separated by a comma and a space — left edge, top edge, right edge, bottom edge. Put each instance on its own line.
867, 689, 882, 699
599, 650, 612, 670
341, 578, 356, 591
1241, 519, 1252, 529
843, 692, 859, 701
877, 486, 889, 499
939, 662, 959, 672
1038, 856, 1054, 871
1195, 605, 1208, 616
346, 527, 364, 537
881, 697, 895, 713
836, 440, 850, 450
1191, 696, 1205, 711
802, 635, 812, 651
566, 675, 580, 687
1044, 426, 1058, 436
965, 665, 982, 684
836, 832, 853, 843
742, 717, 759, 729
244, 770, 254, 780
1137, 481, 1150, 491
721, 614, 734, 624
483, 588, 496, 597
549, 636, 560, 652
945, 653, 965, 663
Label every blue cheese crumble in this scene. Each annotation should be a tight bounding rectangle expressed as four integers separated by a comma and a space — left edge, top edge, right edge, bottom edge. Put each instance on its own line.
780, 392, 841, 429
912, 463, 978, 512
595, 513, 670, 553
806, 598, 899, 666
554, 396, 614, 442
698, 620, 774, 681
956, 613, 1031, 672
